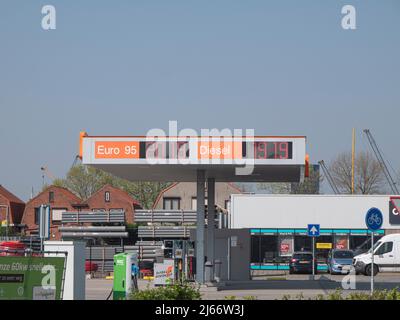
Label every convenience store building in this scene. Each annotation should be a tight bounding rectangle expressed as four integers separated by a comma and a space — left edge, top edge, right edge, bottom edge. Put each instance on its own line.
230, 194, 400, 272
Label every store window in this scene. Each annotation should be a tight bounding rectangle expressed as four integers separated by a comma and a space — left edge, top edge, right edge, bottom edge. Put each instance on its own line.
349, 236, 369, 251
350, 235, 383, 253
334, 235, 349, 250
278, 235, 294, 257
260, 235, 278, 263
315, 235, 333, 261
250, 235, 261, 264
294, 236, 312, 252
164, 197, 181, 210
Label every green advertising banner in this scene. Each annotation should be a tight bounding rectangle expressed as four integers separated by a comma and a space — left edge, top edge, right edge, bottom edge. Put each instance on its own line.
0, 256, 65, 300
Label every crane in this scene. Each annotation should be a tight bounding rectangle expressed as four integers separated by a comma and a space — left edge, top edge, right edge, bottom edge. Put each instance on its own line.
40, 155, 81, 189
40, 166, 56, 188
363, 129, 399, 194
318, 160, 340, 194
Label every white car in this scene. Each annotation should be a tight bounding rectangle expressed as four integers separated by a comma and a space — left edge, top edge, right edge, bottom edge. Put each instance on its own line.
353, 234, 400, 276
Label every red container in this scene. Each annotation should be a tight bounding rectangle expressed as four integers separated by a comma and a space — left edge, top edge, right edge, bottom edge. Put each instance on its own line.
0, 241, 26, 256
85, 261, 98, 272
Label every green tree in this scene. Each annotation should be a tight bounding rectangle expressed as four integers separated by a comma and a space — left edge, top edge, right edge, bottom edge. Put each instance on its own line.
54, 164, 170, 208
53, 165, 109, 200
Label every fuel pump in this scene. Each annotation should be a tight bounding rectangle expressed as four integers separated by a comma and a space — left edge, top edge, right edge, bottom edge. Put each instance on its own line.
113, 252, 138, 300
173, 240, 184, 281
186, 241, 195, 281
162, 240, 196, 282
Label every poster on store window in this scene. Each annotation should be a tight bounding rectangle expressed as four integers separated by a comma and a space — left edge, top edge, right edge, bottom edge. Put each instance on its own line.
279, 236, 293, 256
335, 236, 348, 250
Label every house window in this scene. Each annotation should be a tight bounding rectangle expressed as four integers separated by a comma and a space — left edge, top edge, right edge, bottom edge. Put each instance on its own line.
34, 207, 40, 225
224, 200, 230, 210
49, 191, 55, 203
191, 197, 208, 210
110, 208, 123, 213
163, 197, 181, 210
105, 191, 111, 203
52, 208, 66, 222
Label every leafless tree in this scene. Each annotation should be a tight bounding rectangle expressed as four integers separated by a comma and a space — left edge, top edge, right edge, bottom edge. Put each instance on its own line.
329, 151, 386, 194
256, 166, 322, 194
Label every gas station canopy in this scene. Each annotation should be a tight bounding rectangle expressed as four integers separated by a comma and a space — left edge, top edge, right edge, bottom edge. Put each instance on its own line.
80, 134, 307, 182
80, 132, 308, 284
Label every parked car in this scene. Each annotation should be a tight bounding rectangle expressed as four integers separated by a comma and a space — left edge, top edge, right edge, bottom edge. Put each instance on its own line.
289, 252, 317, 274
327, 249, 354, 274
353, 234, 400, 276
0, 241, 26, 256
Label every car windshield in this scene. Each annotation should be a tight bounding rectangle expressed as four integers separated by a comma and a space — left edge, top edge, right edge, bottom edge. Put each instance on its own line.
333, 251, 353, 259
293, 253, 312, 260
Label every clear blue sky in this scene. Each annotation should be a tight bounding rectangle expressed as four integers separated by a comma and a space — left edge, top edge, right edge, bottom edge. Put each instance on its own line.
0, 1, 399, 200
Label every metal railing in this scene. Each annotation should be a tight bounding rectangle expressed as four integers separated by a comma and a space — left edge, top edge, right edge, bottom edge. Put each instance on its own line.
135, 210, 197, 223
135, 209, 228, 225
138, 225, 195, 238
85, 243, 163, 273
62, 210, 125, 223
60, 225, 128, 239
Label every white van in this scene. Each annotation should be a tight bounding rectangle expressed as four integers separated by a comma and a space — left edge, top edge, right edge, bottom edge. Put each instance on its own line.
353, 234, 400, 276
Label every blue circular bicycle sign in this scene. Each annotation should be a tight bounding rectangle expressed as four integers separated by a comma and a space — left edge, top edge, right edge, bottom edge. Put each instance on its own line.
365, 207, 383, 231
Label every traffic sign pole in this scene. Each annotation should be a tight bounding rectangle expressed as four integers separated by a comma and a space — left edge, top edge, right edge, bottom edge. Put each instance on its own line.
365, 207, 383, 297
371, 232, 374, 295
307, 224, 320, 281
312, 237, 315, 280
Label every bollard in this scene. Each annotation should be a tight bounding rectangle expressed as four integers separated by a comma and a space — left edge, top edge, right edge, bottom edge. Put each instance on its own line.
204, 261, 213, 282
214, 260, 222, 283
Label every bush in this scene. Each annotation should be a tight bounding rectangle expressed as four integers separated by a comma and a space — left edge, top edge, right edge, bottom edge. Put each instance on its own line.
243, 296, 257, 300
311, 288, 400, 300
129, 281, 201, 300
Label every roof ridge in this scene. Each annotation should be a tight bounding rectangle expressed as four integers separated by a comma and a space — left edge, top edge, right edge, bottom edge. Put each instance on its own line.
152, 182, 179, 209
0, 185, 25, 204
26, 185, 82, 205
85, 184, 142, 206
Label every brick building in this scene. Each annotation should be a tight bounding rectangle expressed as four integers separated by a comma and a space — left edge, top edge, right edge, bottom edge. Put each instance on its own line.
0, 185, 26, 232
84, 184, 141, 224
21, 184, 142, 240
152, 182, 242, 210
21, 186, 82, 240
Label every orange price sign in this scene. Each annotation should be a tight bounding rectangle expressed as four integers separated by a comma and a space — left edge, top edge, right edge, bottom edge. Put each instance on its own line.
95, 141, 139, 159
197, 140, 242, 160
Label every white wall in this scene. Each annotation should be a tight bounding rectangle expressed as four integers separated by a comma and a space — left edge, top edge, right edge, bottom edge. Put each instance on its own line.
44, 241, 86, 300
231, 194, 398, 230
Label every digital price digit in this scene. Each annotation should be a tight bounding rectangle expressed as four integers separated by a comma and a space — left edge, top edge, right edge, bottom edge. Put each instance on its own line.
253, 142, 291, 159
